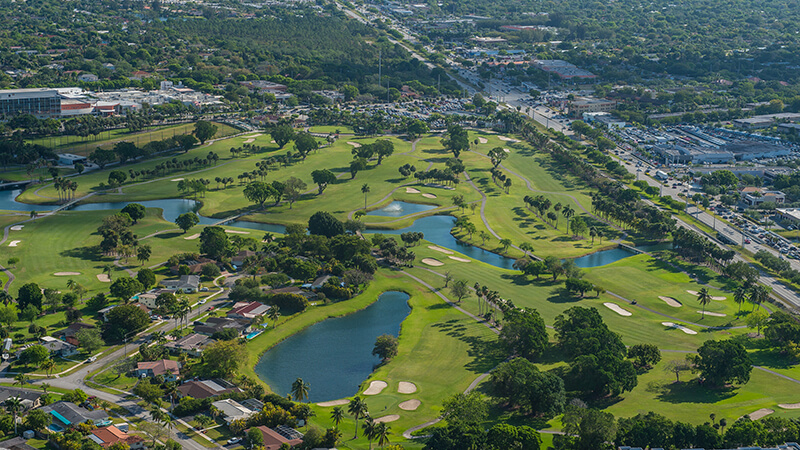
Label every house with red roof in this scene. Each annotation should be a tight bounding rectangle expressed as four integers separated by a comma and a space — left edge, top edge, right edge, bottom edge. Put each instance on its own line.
89, 425, 145, 449
136, 360, 180, 382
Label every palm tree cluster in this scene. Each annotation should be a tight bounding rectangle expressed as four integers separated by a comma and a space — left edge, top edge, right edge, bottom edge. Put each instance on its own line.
489, 168, 512, 193
473, 283, 516, 325
591, 190, 675, 240
413, 168, 460, 186
53, 177, 78, 203
672, 228, 736, 270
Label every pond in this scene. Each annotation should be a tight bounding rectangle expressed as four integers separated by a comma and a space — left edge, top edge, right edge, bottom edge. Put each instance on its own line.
366, 201, 436, 218
254, 291, 411, 403
370, 215, 517, 270
0, 189, 57, 212
571, 243, 671, 268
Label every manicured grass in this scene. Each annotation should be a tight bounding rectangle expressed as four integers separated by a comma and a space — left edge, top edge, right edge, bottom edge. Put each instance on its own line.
308, 125, 355, 134
0, 166, 78, 183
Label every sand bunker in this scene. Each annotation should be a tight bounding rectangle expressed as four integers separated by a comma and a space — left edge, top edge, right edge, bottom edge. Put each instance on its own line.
399, 399, 420, 411
9, 225, 23, 231
498, 136, 519, 143
604, 302, 632, 316
659, 296, 682, 307
698, 311, 726, 317
405, 187, 421, 194
421, 193, 437, 199
747, 408, 774, 420
712, 296, 727, 301
317, 399, 349, 407
449, 256, 470, 262
662, 322, 697, 335
96, 274, 111, 282
428, 245, 454, 255
364, 381, 388, 395
271, 140, 276, 144
778, 403, 800, 410
398, 382, 417, 394
224, 230, 250, 234
247, 133, 263, 138
8, 240, 20, 247
184, 233, 200, 240
421, 258, 444, 267
54, 272, 81, 276
686, 290, 699, 296
347, 142, 362, 148
170, 178, 184, 182
243, 139, 255, 144
503, 148, 510, 153
477, 137, 488, 144
374, 415, 400, 423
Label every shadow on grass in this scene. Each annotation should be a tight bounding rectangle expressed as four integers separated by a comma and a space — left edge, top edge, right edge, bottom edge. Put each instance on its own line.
431, 320, 505, 373
650, 379, 739, 404
60, 246, 101, 260
153, 231, 183, 240
547, 288, 583, 304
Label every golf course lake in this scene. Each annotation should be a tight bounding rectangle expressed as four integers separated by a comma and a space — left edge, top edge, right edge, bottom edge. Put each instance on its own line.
254, 290, 411, 403
366, 200, 436, 217
0, 192, 663, 269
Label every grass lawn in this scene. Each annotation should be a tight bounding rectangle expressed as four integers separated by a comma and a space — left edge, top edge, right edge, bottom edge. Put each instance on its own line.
26, 122, 239, 157
307, 125, 355, 134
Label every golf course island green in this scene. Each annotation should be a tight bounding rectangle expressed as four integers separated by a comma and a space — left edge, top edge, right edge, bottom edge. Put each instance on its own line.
1, 121, 798, 450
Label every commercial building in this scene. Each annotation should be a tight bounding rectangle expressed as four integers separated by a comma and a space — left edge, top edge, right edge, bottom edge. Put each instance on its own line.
582, 112, 625, 129
57, 153, 88, 167
569, 99, 616, 117
742, 189, 785, 207
533, 60, 597, 80
732, 112, 800, 129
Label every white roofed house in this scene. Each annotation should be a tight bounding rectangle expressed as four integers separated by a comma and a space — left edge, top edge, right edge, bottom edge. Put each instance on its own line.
38, 336, 78, 358
162, 275, 200, 293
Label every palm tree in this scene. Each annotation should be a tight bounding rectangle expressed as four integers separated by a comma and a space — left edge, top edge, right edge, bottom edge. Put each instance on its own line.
290, 378, 310, 402
5, 397, 21, 435
362, 416, 376, 449
562, 205, 574, 233
733, 285, 748, 314
348, 396, 368, 438
589, 227, 597, 244
209, 405, 222, 422
519, 242, 534, 256
102, 264, 113, 280
13, 373, 29, 388
267, 306, 281, 328
376, 422, 391, 449
749, 285, 771, 312
194, 414, 214, 431
499, 238, 512, 254
361, 183, 370, 209
40, 359, 56, 378
40, 383, 50, 396
479, 231, 490, 246
697, 287, 711, 319
331, 406, 345, 430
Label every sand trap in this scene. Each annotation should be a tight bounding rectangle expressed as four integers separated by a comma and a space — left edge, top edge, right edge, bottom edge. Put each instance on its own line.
503, 148, 510, 153
363, 381, 388, 395
477, 137, 488, 144
428, 245, 454, 255
604, 302, 632, 316
449, 256, 471, 263
8, 240, 20, 247
224, 230, 250, 234
271, 140, 276, 144
746, 408, 774, 420
9, 225, 23, 231
659, 296, 682, 307
317, 399, 349, 407
778, 403, 800, 409
247, 133, 263, 138
398, 382, 417, 394
662, 322, 697, 335
421, 193, 437, 199
184, 233, 200, 240
96, 274, 111, 282
711, 296, 726, 301
498, 136, 519, 143
171, 178, 184, 182
421, 258, 444, 267
374, 415, 399, 423
698, 311, 726, 317
243, 139, 255, 144
399, 399, 420, 411
686, 290, 699, 296
54, 272, 81, 276
405, 187, 421, 194
347, 142, 362, 148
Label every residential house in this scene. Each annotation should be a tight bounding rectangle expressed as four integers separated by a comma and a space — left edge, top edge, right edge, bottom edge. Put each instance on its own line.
77, 73, 99, 83
58, 322, 95, 347
136, 360, 180, 381
42, 401, 111, 431
0, 436, 37, 450
169, 257, 216, 275
0, 388, 42, 410
162, 275, 200, 293
38, 337, 78, 358
310, 275, 331, 290
264, 286, 316, 300
247, 426, 304, 450
97, 306, 116, 322
88, 426, 145, 449
211, 399, 257, 424
227, 302, 270, 320
194, 317, 251, 336
164, 333, 215, 357
231, 250, 257, 268
176, 379, 241, 399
